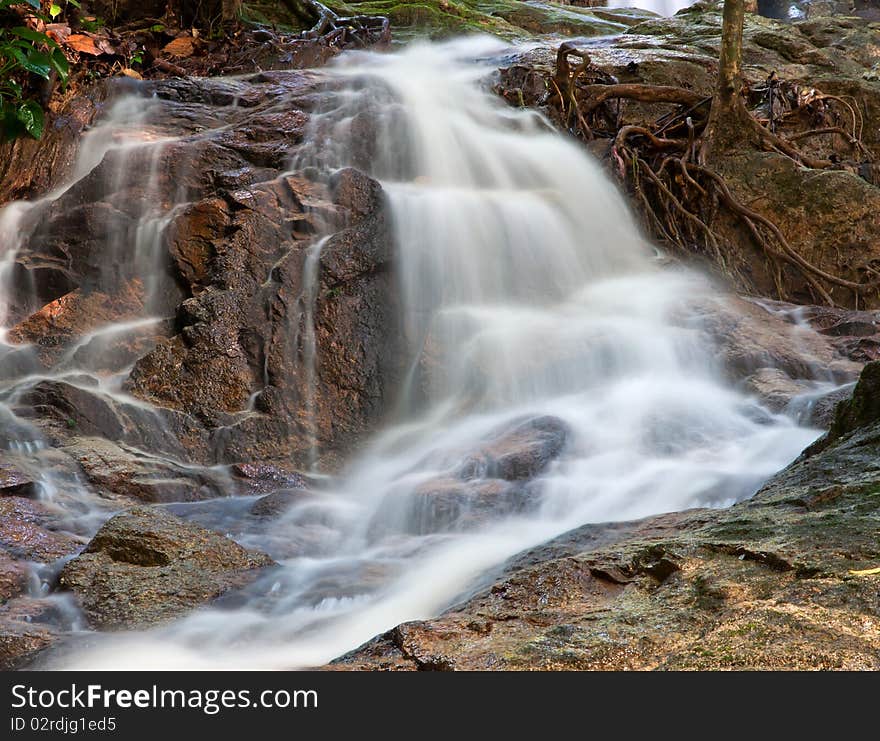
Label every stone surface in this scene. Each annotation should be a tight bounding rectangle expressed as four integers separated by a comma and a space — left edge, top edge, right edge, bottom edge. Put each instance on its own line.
0, 620, 57, 671
58, 506, 275, 629
0, 497, 81, 563
0, 464, 38, 499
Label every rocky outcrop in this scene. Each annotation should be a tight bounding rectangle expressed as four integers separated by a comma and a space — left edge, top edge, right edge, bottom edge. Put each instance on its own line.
58, 506, 275, 629
0, 83, 108, 204
0, 464, 37, 499
5, 70, 405, 479
806, 359, 880, 452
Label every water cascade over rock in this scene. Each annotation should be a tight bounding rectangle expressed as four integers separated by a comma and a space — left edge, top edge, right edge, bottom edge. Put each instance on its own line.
0, 37, 859, 669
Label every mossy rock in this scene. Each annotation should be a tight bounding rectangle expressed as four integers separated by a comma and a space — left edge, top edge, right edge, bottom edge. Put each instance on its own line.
337, 0, 627, 39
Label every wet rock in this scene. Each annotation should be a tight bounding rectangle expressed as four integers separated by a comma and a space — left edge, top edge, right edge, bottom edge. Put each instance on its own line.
371, 478, 534, 538
15, 379, 209, 463
690, 294, 860, 382
127, 294, 255, 423
215, 108, 310, 168
0, 85, 106, 203
0, 620, 57, 670
0, 464, 37, 499
808, 360, 880, 453
740, 367, 849, 427
249, 488, 316, 518
829, 360, 880, 431
0, 497, 81, 562
64, 437, 222, 504
230, 462, 312, 495
7, 282, 149, 368
0, 554, 28, 603
166, 198, 229, 292
460, 416, 570, 481
58, 506, 275, 629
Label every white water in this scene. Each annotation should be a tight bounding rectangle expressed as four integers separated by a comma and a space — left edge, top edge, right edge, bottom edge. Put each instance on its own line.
46, 38, 819, 670
607, 0, 694, 15
0, 96, 190, 535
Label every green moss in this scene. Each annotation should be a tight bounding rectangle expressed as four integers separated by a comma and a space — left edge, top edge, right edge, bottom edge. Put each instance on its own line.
335, 0, 627, 40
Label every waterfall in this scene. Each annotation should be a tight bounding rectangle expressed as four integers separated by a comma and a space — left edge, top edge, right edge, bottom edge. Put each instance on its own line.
52, 38, 818, 670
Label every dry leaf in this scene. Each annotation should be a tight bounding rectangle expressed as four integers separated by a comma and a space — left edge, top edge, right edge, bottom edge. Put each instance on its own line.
849, 566, 880, 576
45, 23, 72, 44
121, 68, 143, 80
66, 33, 102, 56
163, 37, 197, 59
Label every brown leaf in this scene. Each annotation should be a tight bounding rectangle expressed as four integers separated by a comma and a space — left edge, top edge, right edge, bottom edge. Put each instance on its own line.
120, 68, 143, 80
162, 37, 197, 59
66, 32, 118, 57
66, 34, 102, 56
45, 23, 71, 45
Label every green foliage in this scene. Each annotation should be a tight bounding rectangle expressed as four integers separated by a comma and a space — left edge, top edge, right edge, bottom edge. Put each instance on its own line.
0, 1, 73, 140
79, 16, 104, 32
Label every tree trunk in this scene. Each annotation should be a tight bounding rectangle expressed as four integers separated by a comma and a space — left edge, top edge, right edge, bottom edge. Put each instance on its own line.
700, 0, 756, 163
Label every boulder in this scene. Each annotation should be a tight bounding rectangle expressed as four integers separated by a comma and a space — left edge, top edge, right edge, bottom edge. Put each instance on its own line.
231, 462, 312, 495
689, 294, 860, 382
58, 506, 275, 629
460, 416, 570, 481
249, 488, 315, 518
741, 367, 851, 427
63, 437, 223, 504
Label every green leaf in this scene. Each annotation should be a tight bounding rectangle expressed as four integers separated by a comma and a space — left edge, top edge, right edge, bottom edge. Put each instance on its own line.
1, 102, 25, 141
16, 99, 44, 139
49, 4, 62, 18
11, 27, 59, 48
67, 0, 81, 7
9, 47, 52, 78
50, 47, 68, 83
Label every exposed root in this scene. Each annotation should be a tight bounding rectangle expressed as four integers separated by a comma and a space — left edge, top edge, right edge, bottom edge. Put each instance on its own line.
280, 0, 390, 47
547, 44, 877, 308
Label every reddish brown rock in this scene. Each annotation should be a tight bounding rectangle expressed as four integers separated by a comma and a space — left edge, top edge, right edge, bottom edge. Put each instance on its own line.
7, 282, 147, 367
0, 497, 81, 563
0, 620, 57, 670
0, 464, 37, 499
0, 554, 29, 603
58, 506, 275, 629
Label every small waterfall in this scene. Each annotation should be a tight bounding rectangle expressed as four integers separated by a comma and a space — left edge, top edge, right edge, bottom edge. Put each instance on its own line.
0, 94, 193, 535
300, 238, 327, 471
54, 38, 819, 670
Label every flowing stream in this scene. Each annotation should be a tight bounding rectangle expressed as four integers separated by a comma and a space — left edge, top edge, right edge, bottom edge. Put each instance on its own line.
1, 38, 823, 669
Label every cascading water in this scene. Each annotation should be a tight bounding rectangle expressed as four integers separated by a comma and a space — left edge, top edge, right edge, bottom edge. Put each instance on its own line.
0, 94, 228, 537
43, 38, 821, 670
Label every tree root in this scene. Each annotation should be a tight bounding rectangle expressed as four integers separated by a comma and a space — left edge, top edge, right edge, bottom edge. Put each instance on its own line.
548, 44, 877, 308
280, 0, 390, 47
